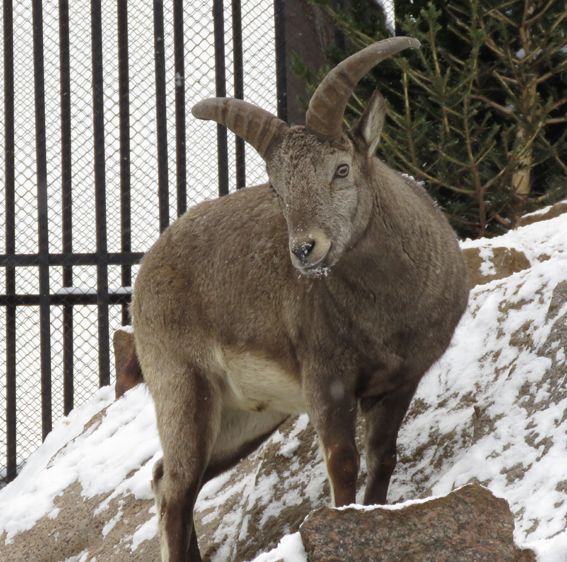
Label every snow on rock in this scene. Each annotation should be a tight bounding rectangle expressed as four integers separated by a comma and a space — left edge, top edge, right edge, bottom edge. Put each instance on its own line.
1, 212, 567, 561
391, 212, 567, 561
0, 385, 322, 561
516, 199, 567, 228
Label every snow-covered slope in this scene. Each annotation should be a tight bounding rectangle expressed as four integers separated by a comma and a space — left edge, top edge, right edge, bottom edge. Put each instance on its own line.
1, 211, 567, 561
395, 213, 567, 561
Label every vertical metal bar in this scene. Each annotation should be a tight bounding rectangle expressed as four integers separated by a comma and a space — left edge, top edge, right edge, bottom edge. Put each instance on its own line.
92, 0, 110, 387
274, 0, 287, 122
32, 0, 53, 440
232, 0, 245, 189
154, 0, 169, 232
117, 0, 131, 325
59, 0, 74, 415
213, 0, 229, 197
6, 298, 16, 477
62, 306, 74, 414
174, 0, 186, 216
4, 0, 17, 481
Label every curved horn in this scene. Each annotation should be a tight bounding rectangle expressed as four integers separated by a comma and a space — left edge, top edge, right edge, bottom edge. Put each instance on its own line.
192, 98, 289, 159
305, 37, 420, 141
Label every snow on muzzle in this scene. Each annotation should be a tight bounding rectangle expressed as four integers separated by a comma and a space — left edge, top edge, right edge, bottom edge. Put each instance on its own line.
289, 228, 332, 272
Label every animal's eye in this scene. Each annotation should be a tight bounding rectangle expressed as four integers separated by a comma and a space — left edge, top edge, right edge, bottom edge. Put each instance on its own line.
335, 164, 349, 178
270, 184, 279, 196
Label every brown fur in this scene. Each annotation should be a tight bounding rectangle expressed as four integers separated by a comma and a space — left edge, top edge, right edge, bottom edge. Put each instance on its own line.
132, 90, 469, 561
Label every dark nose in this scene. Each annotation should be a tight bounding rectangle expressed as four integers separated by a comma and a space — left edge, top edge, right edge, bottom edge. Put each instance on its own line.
291, 240, 315, 262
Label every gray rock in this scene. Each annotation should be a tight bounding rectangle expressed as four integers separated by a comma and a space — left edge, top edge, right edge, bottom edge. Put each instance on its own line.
300, 484, 536, 562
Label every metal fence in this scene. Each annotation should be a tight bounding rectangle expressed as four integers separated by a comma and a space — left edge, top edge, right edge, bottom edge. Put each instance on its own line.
0, 0, 291, 486
0, 0, 396, 486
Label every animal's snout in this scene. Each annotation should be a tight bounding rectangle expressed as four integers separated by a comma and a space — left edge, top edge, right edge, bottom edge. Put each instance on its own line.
290, 229, 332, 272
291, 240, 316, 261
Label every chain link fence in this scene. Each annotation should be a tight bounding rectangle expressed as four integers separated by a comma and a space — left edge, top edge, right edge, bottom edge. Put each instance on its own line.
0, 0, 284, 486
380, 0, 395, 32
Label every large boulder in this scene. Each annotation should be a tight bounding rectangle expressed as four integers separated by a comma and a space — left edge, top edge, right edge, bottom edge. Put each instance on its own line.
1, 211, 567, 561
300, 484, 535, 562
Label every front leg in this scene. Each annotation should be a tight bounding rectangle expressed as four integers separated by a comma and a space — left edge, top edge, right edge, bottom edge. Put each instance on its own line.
304, 373, 359, 507
360, 379, 419, 505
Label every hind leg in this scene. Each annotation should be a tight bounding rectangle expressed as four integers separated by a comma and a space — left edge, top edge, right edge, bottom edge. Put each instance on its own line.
152, 396, 288, 561
150, 364, 222, 562
152, 459, 201, 561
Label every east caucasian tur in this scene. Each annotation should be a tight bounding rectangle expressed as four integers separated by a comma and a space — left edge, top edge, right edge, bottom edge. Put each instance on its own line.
131, 37, 469, 562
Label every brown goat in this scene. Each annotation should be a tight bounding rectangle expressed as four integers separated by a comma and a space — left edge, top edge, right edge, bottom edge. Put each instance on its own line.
131, 37, 469, 562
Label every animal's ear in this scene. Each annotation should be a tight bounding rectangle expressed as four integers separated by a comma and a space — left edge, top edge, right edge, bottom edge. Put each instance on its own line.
350, 90, 386, 158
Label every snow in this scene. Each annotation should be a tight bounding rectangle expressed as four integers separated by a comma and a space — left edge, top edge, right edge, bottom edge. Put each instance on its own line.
386, 212, 567, 558
0, 385, 156, 543
55, 286, 133, 296
460, 208, 567, 262
1, 210, 567, 560
131, 515, 158, 552
251, 533, 307, 562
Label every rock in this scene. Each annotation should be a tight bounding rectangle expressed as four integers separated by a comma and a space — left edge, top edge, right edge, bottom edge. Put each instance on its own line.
0, 400, 333, 562
393, 216, 567, 554
300, 484, 536, 562
113, 328, 135, 375
0, 482, 160, 562
516, 200, 567, 228
461, 201, 567, 288
113, 329, 143, 399
462, 246, 531, 288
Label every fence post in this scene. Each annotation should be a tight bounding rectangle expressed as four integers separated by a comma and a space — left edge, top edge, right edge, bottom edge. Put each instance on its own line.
273, 0, 287, 123
4, 0, 17, 481
274, 0, 334, 126
154, 0, 169, 232
92, 0, 110, 388
32, 0, 53, 440
118, 0, 132, 325
59, 0, 74, 415
232, 0, 245, 189
213, 0, 229, 197
174, 0, 187, 214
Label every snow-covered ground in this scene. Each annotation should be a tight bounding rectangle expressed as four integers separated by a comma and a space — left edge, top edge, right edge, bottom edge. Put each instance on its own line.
1, 208, 567, 561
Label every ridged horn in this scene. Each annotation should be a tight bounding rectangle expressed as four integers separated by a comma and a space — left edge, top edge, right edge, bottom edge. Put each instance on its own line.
305, 37, 420, 141
191, 98, 289, 159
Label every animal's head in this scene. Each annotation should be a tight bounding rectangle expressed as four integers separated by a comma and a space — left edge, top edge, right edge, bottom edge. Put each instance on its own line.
192, 37, 420, 276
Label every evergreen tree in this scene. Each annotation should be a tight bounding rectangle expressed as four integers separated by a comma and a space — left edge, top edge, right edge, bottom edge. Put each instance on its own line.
295, 0, 567, 238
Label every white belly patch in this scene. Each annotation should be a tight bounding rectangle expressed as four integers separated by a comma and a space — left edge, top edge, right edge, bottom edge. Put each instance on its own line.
213, 347, 306, 415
